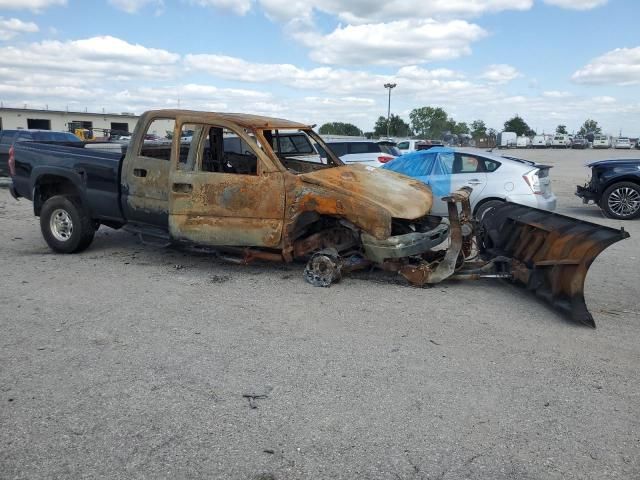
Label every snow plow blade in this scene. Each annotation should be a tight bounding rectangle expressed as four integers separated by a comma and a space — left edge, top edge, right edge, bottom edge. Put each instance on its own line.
478, 203, 630, 327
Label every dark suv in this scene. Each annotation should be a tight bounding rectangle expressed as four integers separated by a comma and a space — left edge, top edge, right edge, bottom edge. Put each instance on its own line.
0, 130, 81, 176
576, 159, 640, 219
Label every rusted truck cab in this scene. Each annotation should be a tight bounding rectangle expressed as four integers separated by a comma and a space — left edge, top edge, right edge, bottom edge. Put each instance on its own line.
121, 110, 448, 269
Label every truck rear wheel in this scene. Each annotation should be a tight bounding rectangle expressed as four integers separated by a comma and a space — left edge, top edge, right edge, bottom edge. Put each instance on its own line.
40, 195, 95, 253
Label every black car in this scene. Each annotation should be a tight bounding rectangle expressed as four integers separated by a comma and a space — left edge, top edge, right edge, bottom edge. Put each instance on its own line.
576, 159, 640, 219
0, 129, 82, 176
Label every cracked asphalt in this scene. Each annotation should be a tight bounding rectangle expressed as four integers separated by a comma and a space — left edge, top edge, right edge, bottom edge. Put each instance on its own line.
1, 148, 639, 479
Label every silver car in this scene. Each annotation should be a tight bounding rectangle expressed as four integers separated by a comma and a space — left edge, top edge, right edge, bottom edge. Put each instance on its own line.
383, 147, 557, 218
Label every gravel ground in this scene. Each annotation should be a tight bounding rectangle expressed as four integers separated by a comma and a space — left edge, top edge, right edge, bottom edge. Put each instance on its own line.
1, 148, 639, 479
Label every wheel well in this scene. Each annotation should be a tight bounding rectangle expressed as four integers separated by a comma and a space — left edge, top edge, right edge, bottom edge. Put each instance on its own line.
33, 175, 83, 216
472, 197, 505, 215
603, 177, 640, 193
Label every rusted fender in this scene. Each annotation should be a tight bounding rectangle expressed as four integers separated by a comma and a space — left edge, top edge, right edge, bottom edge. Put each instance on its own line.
479, 202, 630, 327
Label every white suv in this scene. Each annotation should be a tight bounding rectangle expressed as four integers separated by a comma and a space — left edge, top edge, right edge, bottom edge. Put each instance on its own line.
592, 134, 611, 149
320, 139, 396, 167
551, 134, 571, 148
614, 137, 632, 149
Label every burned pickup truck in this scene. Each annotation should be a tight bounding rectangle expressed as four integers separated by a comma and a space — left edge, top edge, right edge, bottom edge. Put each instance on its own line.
8, 110, 629, 327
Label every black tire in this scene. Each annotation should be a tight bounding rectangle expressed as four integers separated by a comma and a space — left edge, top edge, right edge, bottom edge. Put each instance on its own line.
601, 182, 640, 220
475, 199, 505, 222
40, 195, 95, 253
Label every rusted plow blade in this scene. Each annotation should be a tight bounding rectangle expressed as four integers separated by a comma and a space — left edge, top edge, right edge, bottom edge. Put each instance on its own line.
479, 203, 629, 327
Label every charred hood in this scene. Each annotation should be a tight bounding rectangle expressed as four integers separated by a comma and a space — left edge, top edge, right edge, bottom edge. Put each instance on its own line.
299, 165, 433, 219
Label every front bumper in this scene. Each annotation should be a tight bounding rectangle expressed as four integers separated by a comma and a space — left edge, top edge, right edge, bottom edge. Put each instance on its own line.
575, 185, 598, 203
361, 222, 449, 264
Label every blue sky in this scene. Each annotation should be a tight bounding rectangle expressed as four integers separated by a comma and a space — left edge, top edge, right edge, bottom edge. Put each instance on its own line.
0, 0, 638, 135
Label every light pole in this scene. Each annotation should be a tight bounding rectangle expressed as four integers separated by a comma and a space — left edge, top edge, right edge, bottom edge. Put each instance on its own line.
384, 83, 397, 139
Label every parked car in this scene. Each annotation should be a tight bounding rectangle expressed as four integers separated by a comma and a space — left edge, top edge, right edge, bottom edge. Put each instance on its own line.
516, 136, 531, 148
551, 134, 571, 148
319, 139, 395, 167
382, 147, 556, 218
592, 134, 611, 149
571, 136, 589, 149
396, 139, 427, 153
376, 139, 402, 157
532, 135, 551, 148
0, 129, 82, 176
497, 131, 517, 148
576, 159, 640, 219
614, 137, 632, 149
417, 140, 444, 150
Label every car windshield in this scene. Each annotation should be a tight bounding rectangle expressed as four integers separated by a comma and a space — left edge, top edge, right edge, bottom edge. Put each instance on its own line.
379, 144, 401, 156
261, 128, 343, 173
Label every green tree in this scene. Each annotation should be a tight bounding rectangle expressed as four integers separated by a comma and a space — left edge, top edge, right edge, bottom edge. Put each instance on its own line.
409, 106, 450, 139
373, 114, 411, 137
319, 122, 363, 136
504, 115, 534, 136
556, 125, 568, 135
452, 122, 470, 135
470, 120, 487, 139
578, 119, 601, 136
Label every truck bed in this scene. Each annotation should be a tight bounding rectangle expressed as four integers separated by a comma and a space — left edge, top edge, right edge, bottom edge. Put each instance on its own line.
12, 141, 126, 222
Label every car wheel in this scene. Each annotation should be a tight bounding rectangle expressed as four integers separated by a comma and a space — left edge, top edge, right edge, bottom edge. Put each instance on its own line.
601, 182, 640, 220
475, 199, 505, 222
40, 195, 96, 253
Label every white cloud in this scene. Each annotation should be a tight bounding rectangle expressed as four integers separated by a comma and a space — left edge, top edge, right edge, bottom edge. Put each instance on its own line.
0, 36, 180, 81
0, 0, 65, 11
297, 19, 487, 66
186, 54, 391, 92
481, 64, 522, 84
543, 0, 607, 10
542, 90, 572, 98
185, 53, 487, 98
189, 0, 253, 15
572, 47, 640, 86
0, 17, 38, 40
259, 0, 533, 23
108, 0, 164, 14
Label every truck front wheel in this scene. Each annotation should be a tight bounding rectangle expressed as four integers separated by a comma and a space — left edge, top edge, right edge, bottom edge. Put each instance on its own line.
40, 195, 95, 253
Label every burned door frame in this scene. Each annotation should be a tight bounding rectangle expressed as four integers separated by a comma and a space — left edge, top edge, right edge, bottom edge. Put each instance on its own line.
168, 115, 286, 248
121, 113, 175, 228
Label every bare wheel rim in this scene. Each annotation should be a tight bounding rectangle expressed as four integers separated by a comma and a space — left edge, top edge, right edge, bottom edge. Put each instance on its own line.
608, 187, 640, 217
50, 208, 74, 241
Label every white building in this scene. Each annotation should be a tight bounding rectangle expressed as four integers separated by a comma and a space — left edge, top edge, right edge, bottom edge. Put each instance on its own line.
0, 107, 140, 135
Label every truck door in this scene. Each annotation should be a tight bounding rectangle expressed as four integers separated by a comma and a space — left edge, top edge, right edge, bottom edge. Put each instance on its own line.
121, 116, 175, 229
168, 122, 285, 248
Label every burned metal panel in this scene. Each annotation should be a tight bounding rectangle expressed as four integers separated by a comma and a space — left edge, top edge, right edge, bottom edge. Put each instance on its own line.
299, 165, 433, 221
148, 109, 312, 131
170, 216, 282, 246
169, 170, 285, 248
120, 111, 175, 226
282, 174, 395, 259
479, 202, 630, 327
